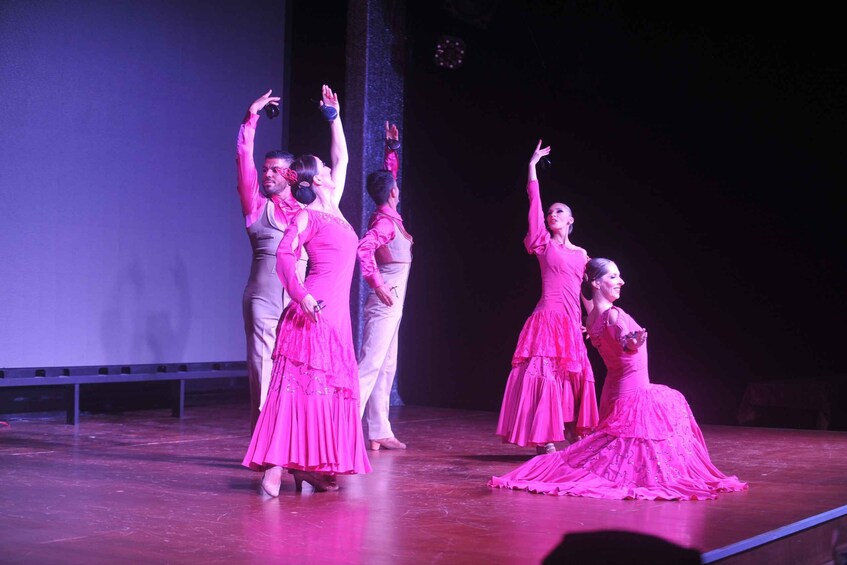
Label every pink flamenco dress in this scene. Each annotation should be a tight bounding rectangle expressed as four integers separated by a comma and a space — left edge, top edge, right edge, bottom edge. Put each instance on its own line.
243, 209, 372, 476
490, 306, 747, 500
495, 180, 599, 447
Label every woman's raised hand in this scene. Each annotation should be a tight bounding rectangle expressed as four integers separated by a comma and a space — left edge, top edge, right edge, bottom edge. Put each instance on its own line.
322, 84, 340, 114
529, 139, 551, 168
249, 89, 280, 115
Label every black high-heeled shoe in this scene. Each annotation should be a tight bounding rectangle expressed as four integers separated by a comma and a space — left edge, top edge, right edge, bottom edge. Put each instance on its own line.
290, 470, 340, 492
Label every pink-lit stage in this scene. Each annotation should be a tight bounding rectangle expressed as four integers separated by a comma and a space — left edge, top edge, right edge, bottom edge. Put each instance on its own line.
1, 403, 845, 564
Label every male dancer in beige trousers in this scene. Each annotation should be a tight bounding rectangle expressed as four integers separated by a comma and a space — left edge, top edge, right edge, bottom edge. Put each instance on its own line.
357, 123, 413, 450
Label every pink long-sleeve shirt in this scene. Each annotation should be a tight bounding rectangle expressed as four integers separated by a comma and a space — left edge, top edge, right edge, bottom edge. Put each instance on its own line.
357, 205, 414, 289
355, 146, 413, 289
235, 112, 301, 227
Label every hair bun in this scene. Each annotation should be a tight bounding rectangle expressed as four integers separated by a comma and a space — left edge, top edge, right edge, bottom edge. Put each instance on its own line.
293, 180, 317, 205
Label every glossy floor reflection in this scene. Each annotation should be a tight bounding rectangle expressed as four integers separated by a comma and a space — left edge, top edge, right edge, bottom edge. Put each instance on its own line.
1, 404, 846, 564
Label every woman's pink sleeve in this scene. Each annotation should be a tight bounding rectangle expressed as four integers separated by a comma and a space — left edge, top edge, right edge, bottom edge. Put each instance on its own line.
276, 215, 311, 303
523, 180, 550, 254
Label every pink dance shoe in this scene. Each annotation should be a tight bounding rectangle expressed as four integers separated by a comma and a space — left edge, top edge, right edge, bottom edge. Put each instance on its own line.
369, 437, 407, 451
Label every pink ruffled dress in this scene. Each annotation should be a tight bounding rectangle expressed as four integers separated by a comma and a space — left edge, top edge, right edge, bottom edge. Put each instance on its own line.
243, 209, 372, 475
490, 307, 747, 500
495, 180, 599, 446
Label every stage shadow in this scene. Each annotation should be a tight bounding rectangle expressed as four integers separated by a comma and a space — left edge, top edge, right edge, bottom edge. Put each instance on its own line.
544, 530, 702, 565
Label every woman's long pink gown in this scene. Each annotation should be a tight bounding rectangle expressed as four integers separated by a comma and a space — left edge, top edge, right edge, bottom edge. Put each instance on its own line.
490, 306, 747, 500
243, 209, 371, 475
496, 180, 599, 446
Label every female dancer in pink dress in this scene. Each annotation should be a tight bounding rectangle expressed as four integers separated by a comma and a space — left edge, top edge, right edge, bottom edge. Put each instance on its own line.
243, 85, 371, 496
496, 140, 599, 455
490, 258, 747, 500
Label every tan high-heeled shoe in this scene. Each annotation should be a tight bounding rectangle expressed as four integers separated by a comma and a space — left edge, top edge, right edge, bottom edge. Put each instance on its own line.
290, 470, 340, 492
261, 466, 283, 497
369, 437, 407, 451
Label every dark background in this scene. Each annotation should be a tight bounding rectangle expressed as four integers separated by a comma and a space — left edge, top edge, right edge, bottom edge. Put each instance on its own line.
293, 0, 845, 426
0, 0, 842, 425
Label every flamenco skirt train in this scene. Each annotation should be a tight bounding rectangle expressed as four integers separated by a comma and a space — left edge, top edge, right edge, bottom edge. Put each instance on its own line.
490, 385, 747, 500
496, 311, 599, 446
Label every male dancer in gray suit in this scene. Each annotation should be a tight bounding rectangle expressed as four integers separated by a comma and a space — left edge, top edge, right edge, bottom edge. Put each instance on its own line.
236, 89, 306, 432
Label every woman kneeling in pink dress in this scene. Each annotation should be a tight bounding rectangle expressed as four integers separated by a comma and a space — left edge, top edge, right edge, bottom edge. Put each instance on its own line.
490, 258, 747, 500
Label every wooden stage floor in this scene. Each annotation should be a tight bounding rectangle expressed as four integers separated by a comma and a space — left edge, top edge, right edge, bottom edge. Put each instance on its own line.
1, 403, 846, 564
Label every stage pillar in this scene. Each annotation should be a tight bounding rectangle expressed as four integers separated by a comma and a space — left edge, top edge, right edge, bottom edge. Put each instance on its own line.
344, 0, 407, 404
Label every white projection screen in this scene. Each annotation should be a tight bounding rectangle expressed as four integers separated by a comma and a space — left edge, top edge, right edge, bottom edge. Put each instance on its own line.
0, 0, 288, 368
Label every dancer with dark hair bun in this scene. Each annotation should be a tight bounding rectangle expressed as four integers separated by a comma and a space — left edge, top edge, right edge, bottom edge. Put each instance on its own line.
496, 140, 599, 455
243, 85, 371, 496
490, 258, 747, 500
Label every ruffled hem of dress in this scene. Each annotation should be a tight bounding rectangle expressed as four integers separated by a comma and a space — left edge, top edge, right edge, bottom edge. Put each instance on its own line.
272, 305, 358, 390
243, 357, 372, 475
488, 473, 746, 501
496, 356, 599, 446
489, 432, 747, 500
511, 310, 587, 370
